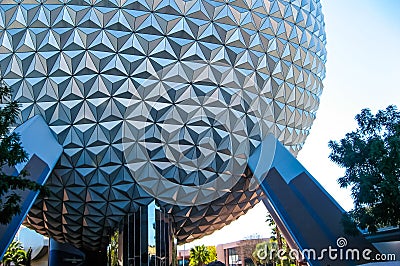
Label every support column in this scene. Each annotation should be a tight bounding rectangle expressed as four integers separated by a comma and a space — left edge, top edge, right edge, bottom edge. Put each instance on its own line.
48, 239, 85, 266
248, 134, 381, 265
120, 205, 148, 266
49, 239, 108, 266
119, 202, 174, 266
155, 208, 173, 266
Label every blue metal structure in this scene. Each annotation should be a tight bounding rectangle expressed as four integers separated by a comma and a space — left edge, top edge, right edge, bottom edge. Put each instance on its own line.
248, 134, 380, 265
0, 0, 327, 250
0, 115, 63, 259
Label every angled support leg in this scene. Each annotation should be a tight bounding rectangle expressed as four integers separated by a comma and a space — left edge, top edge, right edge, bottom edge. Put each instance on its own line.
248, 134, 380, 266
0, 115, 63, 259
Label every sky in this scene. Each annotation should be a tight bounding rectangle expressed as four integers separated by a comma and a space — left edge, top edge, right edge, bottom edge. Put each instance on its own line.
180, 0, 400, 249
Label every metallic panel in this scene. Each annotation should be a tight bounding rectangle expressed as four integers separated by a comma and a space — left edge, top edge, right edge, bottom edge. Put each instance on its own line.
0, 0, 326, 250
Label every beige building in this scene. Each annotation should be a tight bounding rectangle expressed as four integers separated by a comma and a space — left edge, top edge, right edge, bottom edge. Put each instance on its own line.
216, 239, 268, 266
177, 248, 190, 266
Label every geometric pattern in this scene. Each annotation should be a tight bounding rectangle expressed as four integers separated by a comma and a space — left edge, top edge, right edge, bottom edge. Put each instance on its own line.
0, 0, 326, 251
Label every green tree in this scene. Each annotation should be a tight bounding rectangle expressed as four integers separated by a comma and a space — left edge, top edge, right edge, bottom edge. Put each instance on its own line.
0, 83, 43, 224
205, 246, 217, 264
252, 240, 296, 266
25, 247, 32, 266
264, 214, 297, 266
329, 105, 400, 233
266, 214, 283, 250
1, 240, 30, 266
240, 238, 264, 266
107, 230, 119, 266
252, 241, 267, 265
189, 245, 209, 266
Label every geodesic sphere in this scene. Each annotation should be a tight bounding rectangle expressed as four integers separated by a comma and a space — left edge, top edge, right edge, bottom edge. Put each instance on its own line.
0, 0, 326, 249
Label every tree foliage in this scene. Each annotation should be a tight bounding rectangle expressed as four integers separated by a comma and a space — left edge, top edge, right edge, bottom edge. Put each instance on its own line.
329, 105, 400, 233
107, 230, 119, 266
252, 241, 270, 266
240, 238, 264, 266
262, 214, 297, 265
1, 240, 31, 266
0, 83, 43, 224
266, 214, 283, 250
252, 239, 296, 266
206, 246, 217, 264
189, 245, 216, 266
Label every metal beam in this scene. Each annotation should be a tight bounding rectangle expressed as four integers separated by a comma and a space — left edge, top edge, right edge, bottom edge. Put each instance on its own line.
0, 115, 63, 259
248, 134, 380, 265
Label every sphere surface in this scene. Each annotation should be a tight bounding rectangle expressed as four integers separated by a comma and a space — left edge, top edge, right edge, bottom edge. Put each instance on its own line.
0, 0, 326, 249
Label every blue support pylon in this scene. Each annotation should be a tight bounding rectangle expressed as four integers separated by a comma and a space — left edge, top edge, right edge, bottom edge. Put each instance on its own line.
0, 115, 63, 259
248, 134, 380, 266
